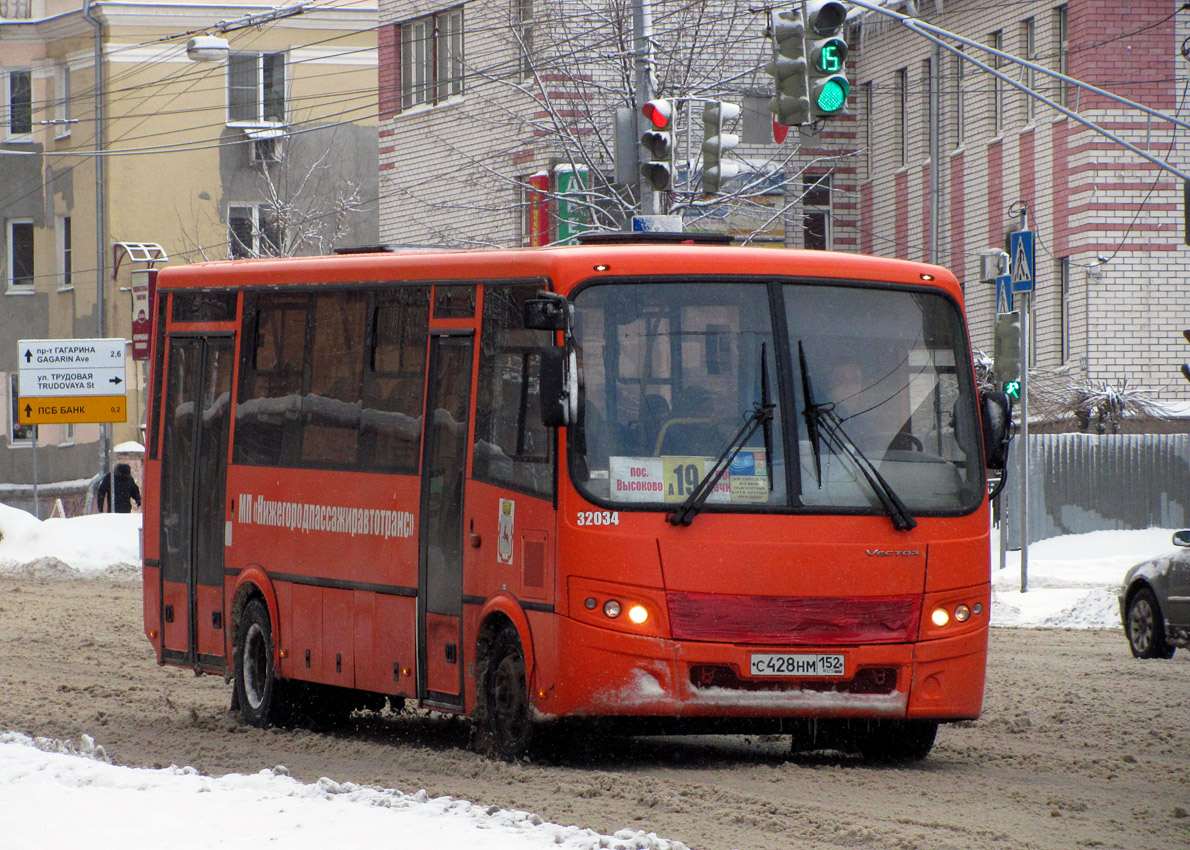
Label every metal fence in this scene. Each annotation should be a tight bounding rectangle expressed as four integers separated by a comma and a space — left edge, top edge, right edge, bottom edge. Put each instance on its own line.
999, 433, 1190, 547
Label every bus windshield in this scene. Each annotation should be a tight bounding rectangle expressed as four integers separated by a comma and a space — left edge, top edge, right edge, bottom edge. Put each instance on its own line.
571, 280, 984, 516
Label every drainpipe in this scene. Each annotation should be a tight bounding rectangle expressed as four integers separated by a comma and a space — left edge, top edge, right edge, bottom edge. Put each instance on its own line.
83, 0, 110, 507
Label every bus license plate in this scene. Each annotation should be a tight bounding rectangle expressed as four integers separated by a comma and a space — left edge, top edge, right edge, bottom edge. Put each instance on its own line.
749, 653, 845, 677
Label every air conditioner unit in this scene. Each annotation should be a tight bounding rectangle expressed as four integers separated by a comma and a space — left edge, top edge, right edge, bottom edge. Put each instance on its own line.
249, 136, 282, 163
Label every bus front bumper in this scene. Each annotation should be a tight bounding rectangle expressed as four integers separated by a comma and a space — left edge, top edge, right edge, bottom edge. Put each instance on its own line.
537, 616, 986, 722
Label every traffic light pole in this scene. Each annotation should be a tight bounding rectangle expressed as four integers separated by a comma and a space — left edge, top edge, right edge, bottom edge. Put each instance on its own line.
1018, 208, 1030, 593
632, 0, 658, 215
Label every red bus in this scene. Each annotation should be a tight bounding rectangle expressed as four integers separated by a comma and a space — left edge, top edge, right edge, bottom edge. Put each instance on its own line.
142, 234, 1010, 762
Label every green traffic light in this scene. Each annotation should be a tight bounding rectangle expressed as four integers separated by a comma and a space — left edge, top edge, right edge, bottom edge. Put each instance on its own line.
815, 78, 849, 113
1004, 379, 1021, 399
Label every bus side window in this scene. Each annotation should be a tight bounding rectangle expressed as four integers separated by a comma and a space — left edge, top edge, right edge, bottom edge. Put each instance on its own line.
235, 294, 307, 467
473, 284, 554, 500
362, 286, 430, 474
300, 292, 368, 468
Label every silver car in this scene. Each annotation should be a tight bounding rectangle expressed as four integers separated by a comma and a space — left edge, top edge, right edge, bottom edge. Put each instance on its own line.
1119, 530, 1190, 659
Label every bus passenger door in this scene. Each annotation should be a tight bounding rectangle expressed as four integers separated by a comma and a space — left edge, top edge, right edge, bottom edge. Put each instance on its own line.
417, 334, 473, 708
158, 335, 234, 670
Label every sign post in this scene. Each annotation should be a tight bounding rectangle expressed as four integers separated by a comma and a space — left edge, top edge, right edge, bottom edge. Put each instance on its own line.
1008, 223, 1034, 592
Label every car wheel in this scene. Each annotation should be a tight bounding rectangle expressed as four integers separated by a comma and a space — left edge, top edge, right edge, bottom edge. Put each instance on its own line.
234, 599, 296, 726
1126, 587, 1175, 659
479, 624, 533, 761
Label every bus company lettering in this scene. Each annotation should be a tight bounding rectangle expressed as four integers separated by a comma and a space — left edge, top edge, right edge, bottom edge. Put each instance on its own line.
866, 549, 922, 557
237, 493, 414, 540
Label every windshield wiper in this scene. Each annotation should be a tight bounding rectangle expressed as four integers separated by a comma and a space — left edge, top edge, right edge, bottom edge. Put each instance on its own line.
667, 349, 775, 527
798, 342, 823, 485
798, 343, 917, 532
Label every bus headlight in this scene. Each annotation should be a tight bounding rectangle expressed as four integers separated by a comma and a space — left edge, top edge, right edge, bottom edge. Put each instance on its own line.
954, 604, 971, 622
603, 599, 622, 618
627, 604, 648, 624
931, 607, 950, 627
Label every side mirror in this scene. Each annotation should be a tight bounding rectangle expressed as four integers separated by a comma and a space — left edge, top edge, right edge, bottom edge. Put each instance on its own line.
524, 297, 572, 331
980, 391, 1013, 470
538, 347, 578, 428
1173, 530, 1190, 548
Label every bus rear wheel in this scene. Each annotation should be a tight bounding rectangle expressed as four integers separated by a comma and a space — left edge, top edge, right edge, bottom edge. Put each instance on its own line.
234, 599, 294, 728
479, 624, 533, 761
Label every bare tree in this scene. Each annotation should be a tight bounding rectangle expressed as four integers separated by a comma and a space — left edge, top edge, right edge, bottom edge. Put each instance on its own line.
386, 0, 855, 247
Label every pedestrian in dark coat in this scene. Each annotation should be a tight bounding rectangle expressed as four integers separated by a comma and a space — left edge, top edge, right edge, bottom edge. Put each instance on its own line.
97, 463, 142, 513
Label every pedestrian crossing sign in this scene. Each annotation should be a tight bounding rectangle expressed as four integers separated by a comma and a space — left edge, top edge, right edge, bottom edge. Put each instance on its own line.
1009, 230, 1034, 293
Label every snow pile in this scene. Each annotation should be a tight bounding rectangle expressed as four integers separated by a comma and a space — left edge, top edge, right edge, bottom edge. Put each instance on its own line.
990, 527, 1177, 629
0, 503, 141, 579
0, 732, 688, 850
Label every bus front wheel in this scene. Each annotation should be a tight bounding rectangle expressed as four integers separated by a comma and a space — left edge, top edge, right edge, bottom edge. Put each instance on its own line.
234, 599, 293, 728
479, 624, 534, 761
859, 719, 938, 763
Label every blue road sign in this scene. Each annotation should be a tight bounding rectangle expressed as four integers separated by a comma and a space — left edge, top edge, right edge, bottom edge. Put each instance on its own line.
996, 274, 1014, 312
1009, 230, 1034, 293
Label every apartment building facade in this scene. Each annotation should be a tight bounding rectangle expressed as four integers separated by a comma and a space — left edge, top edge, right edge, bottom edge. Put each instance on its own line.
376, 0, 1190, 411
855, 0, 1190, 400
1, 0, 379, 514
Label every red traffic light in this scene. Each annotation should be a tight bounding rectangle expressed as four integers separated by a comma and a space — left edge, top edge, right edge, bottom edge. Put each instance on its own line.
642, 99, 672, 129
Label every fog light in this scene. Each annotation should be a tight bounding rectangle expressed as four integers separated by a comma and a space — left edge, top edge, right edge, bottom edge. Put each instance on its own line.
931, 607, 950, 627
973, 603, 984, 615
603, 599, 622, 618
954, 604, 971, 622
584, 597, 597, 610
628, 604, 648, 624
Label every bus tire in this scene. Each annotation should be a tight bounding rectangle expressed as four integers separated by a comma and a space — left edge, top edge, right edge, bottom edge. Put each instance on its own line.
234, 599, 293, 728
858, 719, 938, 763
479, 624, 534, 761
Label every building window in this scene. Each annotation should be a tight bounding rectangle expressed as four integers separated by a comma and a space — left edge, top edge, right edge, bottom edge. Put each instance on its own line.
516, 0, 534, 78
1054, 5, 1069, 108
862, 81, 873, 178
6, 69, 32, 136
57, 215, 71, 289
55, 65, 71, 138
990, 30, 1004, 135
802, 173, 831, 250
60, 422, 75, 446
9, 374, 33, 445
6, 219, 33, 291
228, 53, 285, 124
1022, 18, 1036, 124
400, 6, 464, 110
1058, 256, 1070, 362
921, 58, 932, 160
895, 68, 907, 167
954, 46, 965, 147
228, 205, 281, 258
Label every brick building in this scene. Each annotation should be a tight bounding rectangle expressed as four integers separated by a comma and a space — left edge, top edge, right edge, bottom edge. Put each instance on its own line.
376, 0, 1190, 402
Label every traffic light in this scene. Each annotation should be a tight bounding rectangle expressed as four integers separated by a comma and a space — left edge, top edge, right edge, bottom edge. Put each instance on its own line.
994, 311, 1022, 395
640, 99, 674, 191
701, 101, 740, 194
805, 1, 850, 118
765, 9, 810, 127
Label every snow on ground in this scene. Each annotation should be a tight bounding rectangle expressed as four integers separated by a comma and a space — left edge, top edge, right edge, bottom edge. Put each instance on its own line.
0, 501, 1181, 849
0, 732, 682, 850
